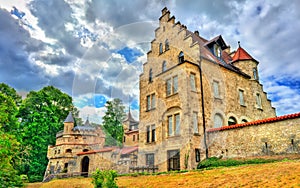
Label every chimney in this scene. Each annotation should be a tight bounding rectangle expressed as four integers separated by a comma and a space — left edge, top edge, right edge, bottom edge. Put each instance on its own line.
194, 30, 199, 36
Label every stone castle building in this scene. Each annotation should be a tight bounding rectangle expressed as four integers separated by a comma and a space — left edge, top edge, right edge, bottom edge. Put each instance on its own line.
45, 7, 300, 178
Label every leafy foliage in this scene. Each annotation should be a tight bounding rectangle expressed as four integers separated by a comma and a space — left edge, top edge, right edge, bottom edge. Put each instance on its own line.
0, 83, 22, 106
18, 86, 74, 182
0, 93, 19, 133
92, 169, 118, 188
197, 157, 277, 169
0, 131, 23, 187
102, 99, 126, 146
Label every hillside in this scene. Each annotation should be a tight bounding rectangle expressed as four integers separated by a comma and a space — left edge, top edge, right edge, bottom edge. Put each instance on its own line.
27, 159, 300, 188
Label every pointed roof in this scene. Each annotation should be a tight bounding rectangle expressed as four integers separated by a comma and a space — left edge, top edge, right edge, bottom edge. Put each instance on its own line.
232, 42, 258, 63
123, 107, 139, 123
64, 112, 74, 123
84, 117, 90, 126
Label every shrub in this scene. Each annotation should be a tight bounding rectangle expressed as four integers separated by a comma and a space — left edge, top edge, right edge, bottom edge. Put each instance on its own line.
197, 157, 277, 169
92, 169, 118, 188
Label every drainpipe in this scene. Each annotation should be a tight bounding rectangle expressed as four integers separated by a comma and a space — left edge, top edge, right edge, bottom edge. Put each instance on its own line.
198, 57, 209, 159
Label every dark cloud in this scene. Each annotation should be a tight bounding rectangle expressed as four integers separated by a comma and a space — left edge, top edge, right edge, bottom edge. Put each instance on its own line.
0, 8, 47, 90
29, 0, 86, 57
85, 0, 163, 27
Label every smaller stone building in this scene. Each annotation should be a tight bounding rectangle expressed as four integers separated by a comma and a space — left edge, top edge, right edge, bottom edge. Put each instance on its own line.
44, 111, 139, 181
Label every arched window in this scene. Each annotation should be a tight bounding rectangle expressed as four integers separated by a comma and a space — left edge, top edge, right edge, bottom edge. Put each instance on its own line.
149, 68, 153, 82
83, 149, 89, 152
159, 43, 163, 54
241, 119, 248, 123
165, 39, 169, 51
178, 51, 184, 64
228, 116, 237, 126
66, 149, 72, 153
162, 61, 167, 72
214, 114, 223, 128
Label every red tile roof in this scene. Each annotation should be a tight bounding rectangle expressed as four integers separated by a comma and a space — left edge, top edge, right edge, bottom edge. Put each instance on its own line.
232, 46, 257, 63
77, 147, 117, 156
207, 112, 300, 133
121, 146, 138, 155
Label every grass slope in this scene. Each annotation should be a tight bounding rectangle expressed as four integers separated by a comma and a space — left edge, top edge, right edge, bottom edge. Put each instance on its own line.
27, 160, 300, 188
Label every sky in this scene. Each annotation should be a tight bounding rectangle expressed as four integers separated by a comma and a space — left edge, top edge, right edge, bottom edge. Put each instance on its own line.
0, 0, 300, 124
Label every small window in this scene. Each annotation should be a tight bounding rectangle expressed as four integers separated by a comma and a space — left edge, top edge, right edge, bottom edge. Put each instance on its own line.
239, 89, 245, 105
66, 149, 72, 153
214, 114, 223, 128
147, 95, 151, 111
228, 116, 237, 126
162, 61, 167, 72
54, 150, 57, 155
175, 114, 180, 135
195, 149, 200, 162
151, 125, 156, 142
190, 74, 196, 91
214, 44, 221, 57
137, 134, 139, 141
178, 51, 184, 64
83, 149, 89, 152
159, 43, 163, 54
166, 79, 172, 96
146, 153, 154, 166
173, 76, 178, 93
256, 93, 262, 108
151, 94, 155, 109
146, 126, 150, 143
123, 136, 126, 143
253, 68, 258, 80
58, 149, 60, 154
133, 135, 135, 141
168, 115, 173, 136
149, 69, 153, 82
213, 81, 220, 98
193, 112, 198, 134
165, 39, 169, 51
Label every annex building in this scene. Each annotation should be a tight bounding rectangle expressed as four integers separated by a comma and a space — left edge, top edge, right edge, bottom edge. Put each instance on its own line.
44, 7, 300, 179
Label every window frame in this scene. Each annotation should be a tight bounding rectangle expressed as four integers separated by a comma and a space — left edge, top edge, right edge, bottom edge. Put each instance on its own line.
195, 149, 201, 162
256, 93, 262, 109
146, 153, 155, 166
213, 80, 220, 98
190, 73, 196, 91
214, 113, 223, 128
193, 112, 199, 134
239, 89, 245, 106
159, 43, 163, 54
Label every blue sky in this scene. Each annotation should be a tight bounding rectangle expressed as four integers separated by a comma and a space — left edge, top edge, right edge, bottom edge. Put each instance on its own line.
0, 0, 300, 123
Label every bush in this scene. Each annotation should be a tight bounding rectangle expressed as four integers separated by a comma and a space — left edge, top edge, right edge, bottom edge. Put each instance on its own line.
197, 157, 277, 169
92, 169, 118, 188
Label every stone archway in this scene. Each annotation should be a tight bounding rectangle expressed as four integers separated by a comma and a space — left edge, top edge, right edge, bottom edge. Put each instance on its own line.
81, 156, 89, 177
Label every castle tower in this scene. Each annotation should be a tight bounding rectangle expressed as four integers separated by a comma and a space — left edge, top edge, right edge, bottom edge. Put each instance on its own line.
63, 112, 74, 134
231, 42, 260, 81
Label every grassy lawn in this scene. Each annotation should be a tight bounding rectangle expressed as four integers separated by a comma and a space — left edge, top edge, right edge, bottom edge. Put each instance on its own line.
27, 160, 300, 188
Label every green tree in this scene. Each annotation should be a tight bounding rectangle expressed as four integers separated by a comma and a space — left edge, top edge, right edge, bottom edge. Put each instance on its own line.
18, 86, 74, 182
0, 83, 22, 107
0, 93, 23, 187
102, 98, 126, 146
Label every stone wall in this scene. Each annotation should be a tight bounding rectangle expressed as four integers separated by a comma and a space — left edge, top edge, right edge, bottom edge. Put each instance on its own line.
208, 116, 300, 158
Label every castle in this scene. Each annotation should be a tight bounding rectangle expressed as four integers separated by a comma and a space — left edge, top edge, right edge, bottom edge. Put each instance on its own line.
44, 7, 300, 178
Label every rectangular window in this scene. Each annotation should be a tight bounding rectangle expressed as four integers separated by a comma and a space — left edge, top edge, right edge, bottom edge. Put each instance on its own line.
137, 134, 139, 141
167, 79, 172, 96
213, 81, 220, 98
253, 68, 258, 80
151, 94, 155, 109
167, 150, 180, 171
168, 115, 173, 136
146, 126, 150, 143
173, 76, 178, 93
190, 74, 196, 91
146, 153, 154, 166
147, 95, 151, 110
256, 93, 262, 108
193, 112, 198, 134
195, 149, 200, 162
175, 114, 180, 135
133, 135, 135, 141
123, 136, 126, 143
239, 89, 245, 106
151, 125, 156, 142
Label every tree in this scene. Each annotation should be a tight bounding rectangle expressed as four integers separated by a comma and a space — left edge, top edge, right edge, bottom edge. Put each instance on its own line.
102, 98, 126, 146
0, 83, 22, 107
18, 86, 74, 182
0, 93, 23, 187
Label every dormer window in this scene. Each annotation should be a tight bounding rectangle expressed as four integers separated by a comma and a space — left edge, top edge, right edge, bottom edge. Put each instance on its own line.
165, 39, 169, 51
178, 51, 184, 64
159, 43, 163, 54
214, 44, 221, 58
